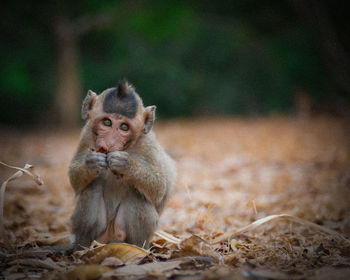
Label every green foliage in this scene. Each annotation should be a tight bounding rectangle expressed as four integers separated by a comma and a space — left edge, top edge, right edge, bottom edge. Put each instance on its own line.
0, 1, 55, 125
0, 0, 341, 125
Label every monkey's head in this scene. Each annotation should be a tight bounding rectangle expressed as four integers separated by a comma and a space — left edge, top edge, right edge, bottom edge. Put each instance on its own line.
82, 80, 156, 152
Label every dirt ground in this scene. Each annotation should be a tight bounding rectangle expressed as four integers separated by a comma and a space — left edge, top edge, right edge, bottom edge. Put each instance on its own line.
1, 116, 350, 279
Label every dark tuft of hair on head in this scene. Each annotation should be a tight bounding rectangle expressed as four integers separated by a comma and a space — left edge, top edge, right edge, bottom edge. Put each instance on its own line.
117, 79, 135, 98
103, 79, 139, 118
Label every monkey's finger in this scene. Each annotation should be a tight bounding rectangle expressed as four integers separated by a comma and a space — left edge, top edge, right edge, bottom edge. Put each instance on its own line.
95, 155, 108, 163
87, 155, 107, 165
107, 152, 128, 162
107, 159, 127, 172
107, 159, 121, 168
107, 155, 127, 164
97, 161, 108, 168
86, 159, 107, 170
90, 152, 107, 159
86, 157, 102, 165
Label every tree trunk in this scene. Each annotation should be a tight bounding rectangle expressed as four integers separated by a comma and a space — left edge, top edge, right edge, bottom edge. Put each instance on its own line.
52, 2, 143, 126
54, 21, 82, 127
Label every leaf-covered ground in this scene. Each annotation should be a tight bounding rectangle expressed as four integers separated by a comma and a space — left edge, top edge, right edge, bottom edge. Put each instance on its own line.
1, 116, 350, 279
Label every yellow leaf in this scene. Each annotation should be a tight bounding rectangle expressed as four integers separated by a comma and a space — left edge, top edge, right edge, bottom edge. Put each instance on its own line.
65, 264, 112, 280
82, 243, 148, 264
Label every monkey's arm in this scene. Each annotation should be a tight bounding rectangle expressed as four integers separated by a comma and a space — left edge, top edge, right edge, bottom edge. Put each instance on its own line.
69, 148, 107, 194
107, 148, 176, 207
69, 149, 93, 194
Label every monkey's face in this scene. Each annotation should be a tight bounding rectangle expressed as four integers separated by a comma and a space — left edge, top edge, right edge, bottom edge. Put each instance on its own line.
92, 113, 143, 152
83, 80, 156, 152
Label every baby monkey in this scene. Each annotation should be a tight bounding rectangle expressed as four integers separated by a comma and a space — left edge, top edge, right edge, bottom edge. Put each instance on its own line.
69, 80, 176, 247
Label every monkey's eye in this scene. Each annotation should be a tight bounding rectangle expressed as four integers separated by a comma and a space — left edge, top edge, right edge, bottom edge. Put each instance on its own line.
103, 118, 112, 127
120, 123, 129, 131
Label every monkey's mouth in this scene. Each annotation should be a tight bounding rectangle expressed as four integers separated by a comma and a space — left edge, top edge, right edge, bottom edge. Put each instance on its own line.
90, 147, 108, 154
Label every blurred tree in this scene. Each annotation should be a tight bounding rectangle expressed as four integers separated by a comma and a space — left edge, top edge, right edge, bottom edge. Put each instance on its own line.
1, 0, 349, 126
52, 0, 144, 126
289, 0, 350, 95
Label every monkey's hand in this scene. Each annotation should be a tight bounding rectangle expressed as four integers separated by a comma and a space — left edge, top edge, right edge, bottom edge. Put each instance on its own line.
86, 151, 108, 176
107, 150, 170, 206
107, 151, 129, 175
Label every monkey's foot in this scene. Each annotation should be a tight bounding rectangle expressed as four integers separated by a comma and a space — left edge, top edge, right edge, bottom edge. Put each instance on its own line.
96, 223, 126, 244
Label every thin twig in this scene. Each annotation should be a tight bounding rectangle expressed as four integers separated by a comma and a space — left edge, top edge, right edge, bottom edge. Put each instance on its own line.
0, 162, 44, 241
155, 230, 181, 244
210, 214, 350, 245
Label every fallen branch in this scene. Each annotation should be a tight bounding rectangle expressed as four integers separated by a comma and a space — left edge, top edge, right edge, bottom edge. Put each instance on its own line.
210, 213, 350, 244
0, 162, 43, 242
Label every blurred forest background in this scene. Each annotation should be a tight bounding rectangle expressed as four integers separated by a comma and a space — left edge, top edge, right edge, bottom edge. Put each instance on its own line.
2, 1, 350, 278
1, 0, 350, 127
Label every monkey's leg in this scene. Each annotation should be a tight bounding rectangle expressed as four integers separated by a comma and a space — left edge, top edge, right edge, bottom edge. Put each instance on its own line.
95, 198, 158, 248
71, 182, 107, 246
123, 197, 159, 248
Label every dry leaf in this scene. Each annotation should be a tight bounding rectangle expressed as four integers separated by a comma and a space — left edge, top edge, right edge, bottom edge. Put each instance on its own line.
174, 235, 222, 262
230, 239, 239, 251
100, 256, 123, 267
82, 242, 148, 264
9, 258, 63, 271
35, 232, 71, 246
65, 264, 112, 280
2, 117, 350, 279
104, 259, 184, 278
242, 268, 304, 280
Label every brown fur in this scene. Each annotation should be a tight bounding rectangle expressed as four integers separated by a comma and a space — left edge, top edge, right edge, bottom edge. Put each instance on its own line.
69, 82, 176, 247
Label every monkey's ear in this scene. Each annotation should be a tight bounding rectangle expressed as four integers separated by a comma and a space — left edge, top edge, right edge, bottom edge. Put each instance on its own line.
143, 106, 156, 134
81, 90, 97, 120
